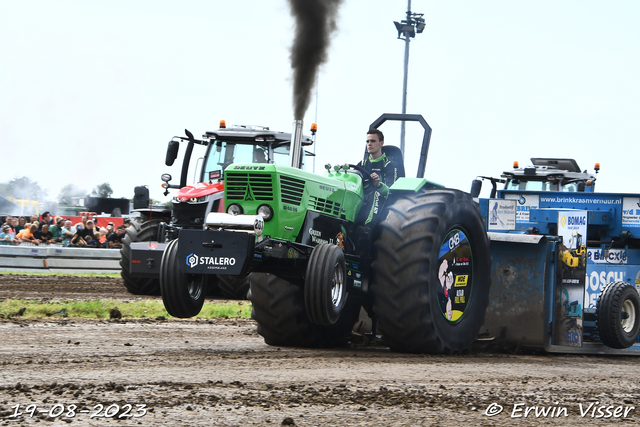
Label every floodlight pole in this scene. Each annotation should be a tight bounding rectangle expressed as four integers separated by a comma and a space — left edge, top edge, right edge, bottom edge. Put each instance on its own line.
394, 0, 424, 157
400, 1, 411, 157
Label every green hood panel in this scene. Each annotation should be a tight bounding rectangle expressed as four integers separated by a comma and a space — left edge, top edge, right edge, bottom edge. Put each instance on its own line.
224, 164, 364, 242
390, 177, 444, 192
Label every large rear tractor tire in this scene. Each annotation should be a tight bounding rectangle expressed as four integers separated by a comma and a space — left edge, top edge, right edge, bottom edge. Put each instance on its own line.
217, 275, 251, 300
120, 219, 163, 295
159, 239, 206, 318
371, 188, 492, 354
249, 273, 358, 348
305, 243, 348, 325
597, 281, 640, 349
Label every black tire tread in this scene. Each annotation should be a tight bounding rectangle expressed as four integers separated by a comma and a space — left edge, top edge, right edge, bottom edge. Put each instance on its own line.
120, 219, 163, 295
371, 188, 492, 354
250, 273, 357, 348
217, 275, 251, 300
160, 239, 205, 318
306, 243, 330, 324
597, 281, 640, 349
305, 244, 346, 325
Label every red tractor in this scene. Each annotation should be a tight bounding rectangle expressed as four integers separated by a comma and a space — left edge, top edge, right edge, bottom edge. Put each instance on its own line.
120, 121, 315, 297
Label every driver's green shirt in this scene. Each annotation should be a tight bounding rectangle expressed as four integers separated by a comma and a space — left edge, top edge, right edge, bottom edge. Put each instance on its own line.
360, 153, 398, 198
358, 153, 399, 225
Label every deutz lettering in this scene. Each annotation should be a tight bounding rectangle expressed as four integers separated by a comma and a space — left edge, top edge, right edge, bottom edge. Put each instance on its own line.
319, 185, 336, 192
233, 166, 266, 170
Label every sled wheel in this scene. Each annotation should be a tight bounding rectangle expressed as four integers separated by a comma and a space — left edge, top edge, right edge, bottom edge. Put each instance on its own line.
250, 273, 358, 348
597, 281, 640, 349
160, 239, 206, 318
120, 219, 163, 295
217, 275, 251, 300
371, 188, 492, 354
305, 243, 347, 325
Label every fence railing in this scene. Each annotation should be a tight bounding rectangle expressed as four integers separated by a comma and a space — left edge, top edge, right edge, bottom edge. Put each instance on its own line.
0, 244, 121, 274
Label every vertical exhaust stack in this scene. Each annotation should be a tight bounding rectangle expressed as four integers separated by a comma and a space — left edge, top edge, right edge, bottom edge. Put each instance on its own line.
289, 119, 304, 169
286, 0, 343, 167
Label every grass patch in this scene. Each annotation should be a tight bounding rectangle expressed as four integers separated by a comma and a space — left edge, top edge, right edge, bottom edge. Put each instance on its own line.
0, 271, 121, 278
0, 299, 251, 319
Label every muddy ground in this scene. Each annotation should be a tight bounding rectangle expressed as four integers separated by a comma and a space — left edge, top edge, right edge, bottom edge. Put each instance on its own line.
1, 274, 640, 426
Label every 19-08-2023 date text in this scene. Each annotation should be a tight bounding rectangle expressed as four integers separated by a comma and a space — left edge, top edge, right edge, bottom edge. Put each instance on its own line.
7, 403, 148, 419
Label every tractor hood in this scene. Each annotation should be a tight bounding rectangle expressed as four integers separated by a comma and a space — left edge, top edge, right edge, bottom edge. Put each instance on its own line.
223, 164, 364, 243
175, 181, 224, 201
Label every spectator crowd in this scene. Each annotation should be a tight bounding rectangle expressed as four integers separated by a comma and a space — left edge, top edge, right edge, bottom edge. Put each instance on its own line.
0, 212, 130, 248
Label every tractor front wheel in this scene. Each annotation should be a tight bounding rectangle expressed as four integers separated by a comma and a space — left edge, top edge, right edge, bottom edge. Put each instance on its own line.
250, 273, 358, 348
371, 188, 492, 354
159, 239, 206, 318
305, 243, 348, 325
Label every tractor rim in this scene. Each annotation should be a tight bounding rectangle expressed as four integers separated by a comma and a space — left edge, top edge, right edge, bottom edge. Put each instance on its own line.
187, 275, 203, 300
331, 262, 344, 308
621, 298, 636, 333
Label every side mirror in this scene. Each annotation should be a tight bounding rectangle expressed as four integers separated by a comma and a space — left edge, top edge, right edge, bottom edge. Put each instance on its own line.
165, 140, 179, 166
470, 179, 482, 198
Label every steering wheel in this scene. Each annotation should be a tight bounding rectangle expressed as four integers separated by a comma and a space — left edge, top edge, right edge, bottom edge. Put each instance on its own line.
348, 164, 374, 192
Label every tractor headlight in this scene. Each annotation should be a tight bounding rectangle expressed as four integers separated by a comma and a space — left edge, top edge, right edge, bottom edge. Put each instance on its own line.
227, 204, 243, 216
257, 204, 273, 221
188, 196, 208, 203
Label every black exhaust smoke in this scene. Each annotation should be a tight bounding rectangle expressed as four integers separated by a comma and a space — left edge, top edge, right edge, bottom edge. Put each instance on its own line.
287, 0, 343, 120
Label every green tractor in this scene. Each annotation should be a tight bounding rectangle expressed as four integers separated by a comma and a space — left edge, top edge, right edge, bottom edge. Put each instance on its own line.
160, 114, 492, 354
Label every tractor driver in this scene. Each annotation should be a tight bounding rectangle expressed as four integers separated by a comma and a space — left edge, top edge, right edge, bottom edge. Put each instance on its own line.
357, 129, 399, 226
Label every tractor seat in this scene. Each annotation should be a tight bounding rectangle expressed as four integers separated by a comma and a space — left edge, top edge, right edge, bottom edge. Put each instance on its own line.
381, 145, 405, 178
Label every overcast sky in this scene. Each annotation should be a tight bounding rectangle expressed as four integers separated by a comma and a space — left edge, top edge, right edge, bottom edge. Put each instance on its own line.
1, 1, 639, 205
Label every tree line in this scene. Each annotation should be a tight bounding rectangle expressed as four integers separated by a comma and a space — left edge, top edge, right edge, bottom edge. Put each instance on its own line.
0, 177, 113, 204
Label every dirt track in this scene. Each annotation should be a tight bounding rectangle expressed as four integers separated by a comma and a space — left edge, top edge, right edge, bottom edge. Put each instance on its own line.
0, 274, 151, 301
2, 274, 640, 426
